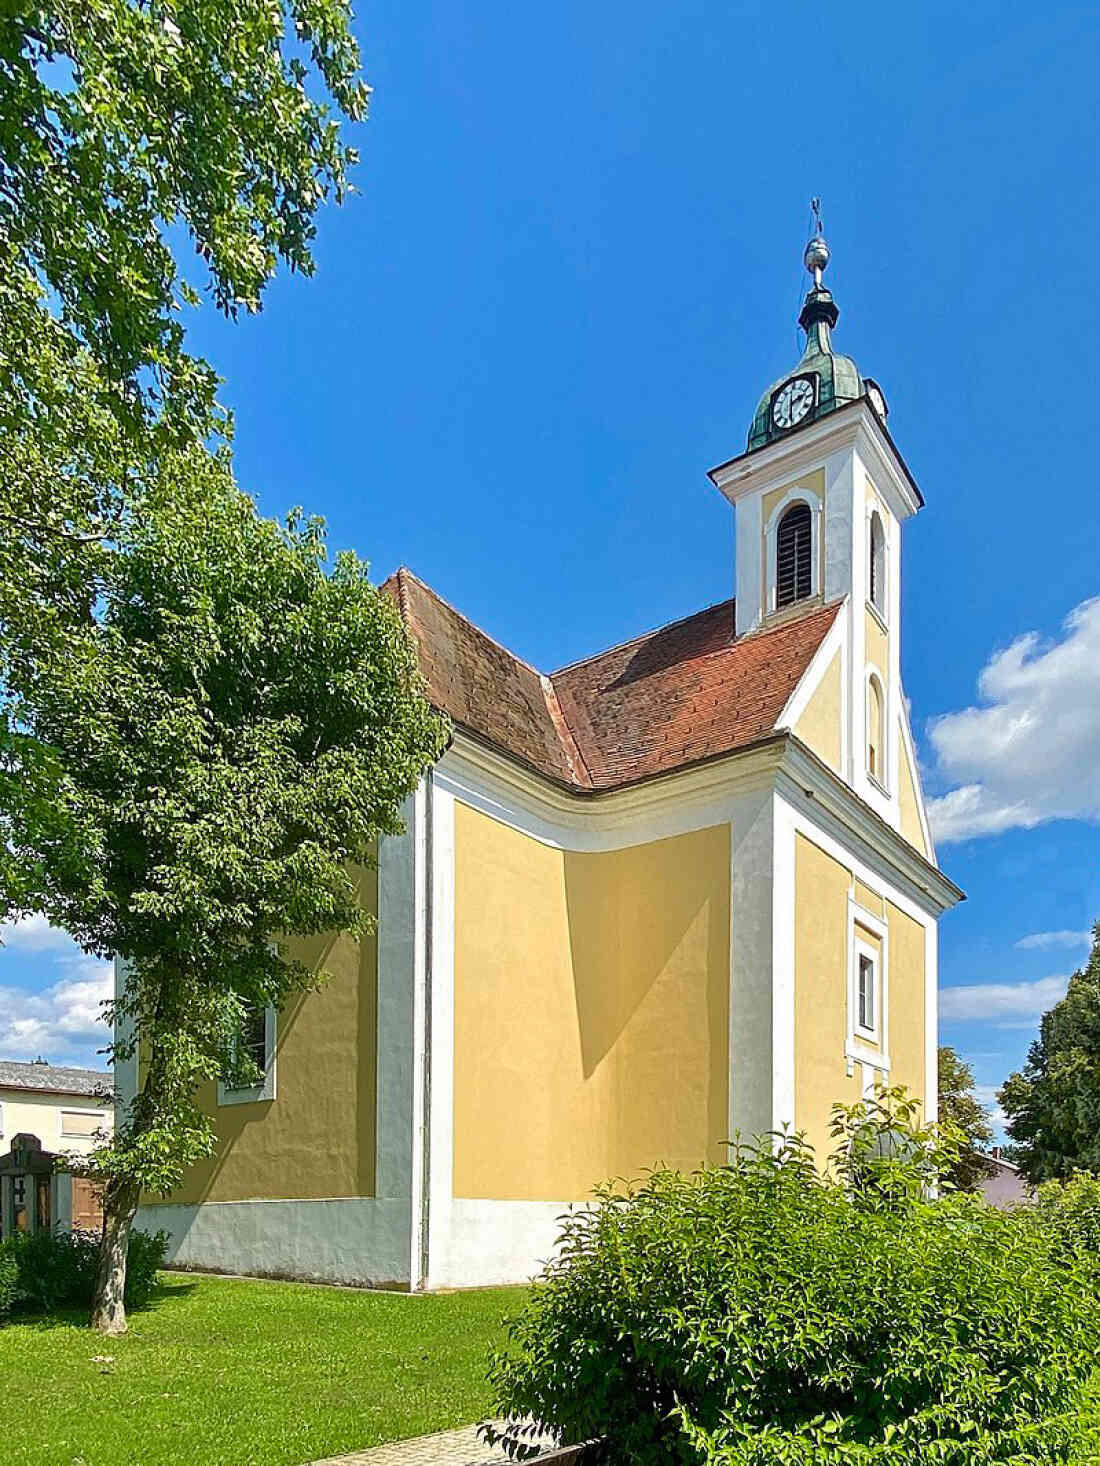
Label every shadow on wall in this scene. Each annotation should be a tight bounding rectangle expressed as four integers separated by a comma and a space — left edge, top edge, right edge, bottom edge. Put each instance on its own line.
563, 826, 731, 1169
180, 863, 379, 1206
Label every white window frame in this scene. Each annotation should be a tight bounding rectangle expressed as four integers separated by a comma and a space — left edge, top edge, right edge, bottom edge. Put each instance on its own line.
0, 1101, 4, 1140
855, 943, 879, 1041
764, 487, 823, 615
217, 1003, 277, 1107
865, 667, 889, 794
58, 1107, 106, 1140
845, 894, 890, 1075
867, 506, 888, 626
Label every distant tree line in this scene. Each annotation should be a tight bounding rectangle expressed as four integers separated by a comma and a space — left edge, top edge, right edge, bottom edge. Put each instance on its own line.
999, 923, 1100, 1184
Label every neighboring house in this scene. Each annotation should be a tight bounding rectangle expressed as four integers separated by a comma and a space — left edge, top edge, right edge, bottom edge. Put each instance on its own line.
0, 1060, 113, 1156
981, 1149, 1031, 1208
121, 227, 962, 1290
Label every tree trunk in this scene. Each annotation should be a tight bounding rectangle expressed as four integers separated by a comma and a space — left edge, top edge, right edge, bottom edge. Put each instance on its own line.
90, 1177, 140, 1334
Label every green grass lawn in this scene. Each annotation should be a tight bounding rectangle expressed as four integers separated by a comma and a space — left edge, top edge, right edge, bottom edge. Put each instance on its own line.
1, 1273, 528, 1466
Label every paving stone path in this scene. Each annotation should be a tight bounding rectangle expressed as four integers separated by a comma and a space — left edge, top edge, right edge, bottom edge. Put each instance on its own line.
306, 1423, 561, 1466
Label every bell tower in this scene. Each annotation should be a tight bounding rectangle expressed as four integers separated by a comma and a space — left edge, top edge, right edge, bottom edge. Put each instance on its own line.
708, 215, 929, 841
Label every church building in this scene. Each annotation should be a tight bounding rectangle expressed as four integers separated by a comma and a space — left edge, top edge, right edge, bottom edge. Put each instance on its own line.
125, 229, 963, 1289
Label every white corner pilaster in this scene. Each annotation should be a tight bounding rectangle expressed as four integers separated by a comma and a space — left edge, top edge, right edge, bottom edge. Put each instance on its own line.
924, 918, 939, 1124
424, 785, 456, 1291
734, 493, 763, 635
823, 444, 855, 607
376, 781, 431, 1287
728, 787, 776, 1144
770, 795, 797, 1133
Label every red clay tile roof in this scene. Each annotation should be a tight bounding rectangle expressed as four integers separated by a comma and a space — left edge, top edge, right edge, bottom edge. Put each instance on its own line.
381, 568, 841, 794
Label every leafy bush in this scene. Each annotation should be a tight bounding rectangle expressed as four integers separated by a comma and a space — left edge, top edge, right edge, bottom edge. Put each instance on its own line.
0, 1226, 167, 1317
485, 1097, 1100, 1466
1033, 1173, 1100, 1259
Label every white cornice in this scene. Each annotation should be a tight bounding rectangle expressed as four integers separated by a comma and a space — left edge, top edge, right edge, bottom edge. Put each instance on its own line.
436, 728, 963, 914
436, 731, 784, 851
778, 738, 963, 915
708, 401, 923, 522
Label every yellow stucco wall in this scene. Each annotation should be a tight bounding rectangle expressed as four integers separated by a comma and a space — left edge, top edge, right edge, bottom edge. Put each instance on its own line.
864, 606, 888, 683
854, 879, 884, 919
793, 649, 842, 774
794, 835, 929, 1164
452, 803, 731, 1201
887, 899, 926, 1102
794, 834, 861, 1164
155, 867, 378, 1206
898, 729, 933, 858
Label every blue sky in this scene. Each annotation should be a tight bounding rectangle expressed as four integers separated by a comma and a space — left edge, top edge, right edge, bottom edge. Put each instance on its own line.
3, 0, 1100, 1132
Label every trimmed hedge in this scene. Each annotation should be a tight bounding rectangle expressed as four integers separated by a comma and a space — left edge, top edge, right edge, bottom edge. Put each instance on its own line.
0, 1226, 167, 1319
485, 1129, 1100, 1465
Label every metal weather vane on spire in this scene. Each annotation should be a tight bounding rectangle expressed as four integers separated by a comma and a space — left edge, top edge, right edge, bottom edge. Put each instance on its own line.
804, 197, 830, 287
745, 201, 881, 449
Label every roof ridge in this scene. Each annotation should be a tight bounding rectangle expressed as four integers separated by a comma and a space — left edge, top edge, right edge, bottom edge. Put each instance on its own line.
540, 675, 594, 790
550, 596, 736, 679
0, 1058, 108, 1073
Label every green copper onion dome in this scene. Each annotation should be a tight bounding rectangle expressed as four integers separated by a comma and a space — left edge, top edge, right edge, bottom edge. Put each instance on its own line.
747, 222, 882, 452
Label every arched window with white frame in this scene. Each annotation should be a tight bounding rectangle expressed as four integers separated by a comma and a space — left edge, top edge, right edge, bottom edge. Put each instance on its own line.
866, 670, 886, 788
764, 488, 821, 617
775, 501, 813, 609
869, 510, 886, 618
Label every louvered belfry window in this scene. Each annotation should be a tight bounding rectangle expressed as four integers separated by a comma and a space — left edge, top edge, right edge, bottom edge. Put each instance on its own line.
776, 502, 812, 608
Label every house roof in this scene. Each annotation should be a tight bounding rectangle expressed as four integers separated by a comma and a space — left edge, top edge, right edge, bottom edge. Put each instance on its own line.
0, 1060, 110, 1099
382, 567, 841, 794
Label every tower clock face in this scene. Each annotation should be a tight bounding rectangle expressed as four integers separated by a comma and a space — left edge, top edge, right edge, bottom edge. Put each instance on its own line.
772, 376, 815, 430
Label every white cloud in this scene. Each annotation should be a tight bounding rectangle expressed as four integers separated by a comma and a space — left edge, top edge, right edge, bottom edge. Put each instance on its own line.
939, 974, 1069, 1024
0, 959, 113, 1067
1015, 929, 1092, 951
0, 914, 81, 955
926, 597, 1100, 843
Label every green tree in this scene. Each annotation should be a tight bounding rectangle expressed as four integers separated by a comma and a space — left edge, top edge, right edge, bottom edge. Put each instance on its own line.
937, 1045, 994, 1192
999, 925, 1100, 1185
1, 0, 366, 427
4, 458, 446, 1332
0, 0, 368, 710
0, 0, 404, 1334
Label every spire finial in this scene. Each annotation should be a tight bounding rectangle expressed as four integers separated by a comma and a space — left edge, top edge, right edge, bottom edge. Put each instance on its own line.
803, 197, 830, 287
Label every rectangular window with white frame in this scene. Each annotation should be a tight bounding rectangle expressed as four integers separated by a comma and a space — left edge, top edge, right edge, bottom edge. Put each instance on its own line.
846, 892, 890, 1080
217, 1001, 277, 1107
855, 942, 878, 1041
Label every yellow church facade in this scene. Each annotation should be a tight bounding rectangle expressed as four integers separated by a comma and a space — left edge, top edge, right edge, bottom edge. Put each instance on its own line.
122, 230, 961, 1289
